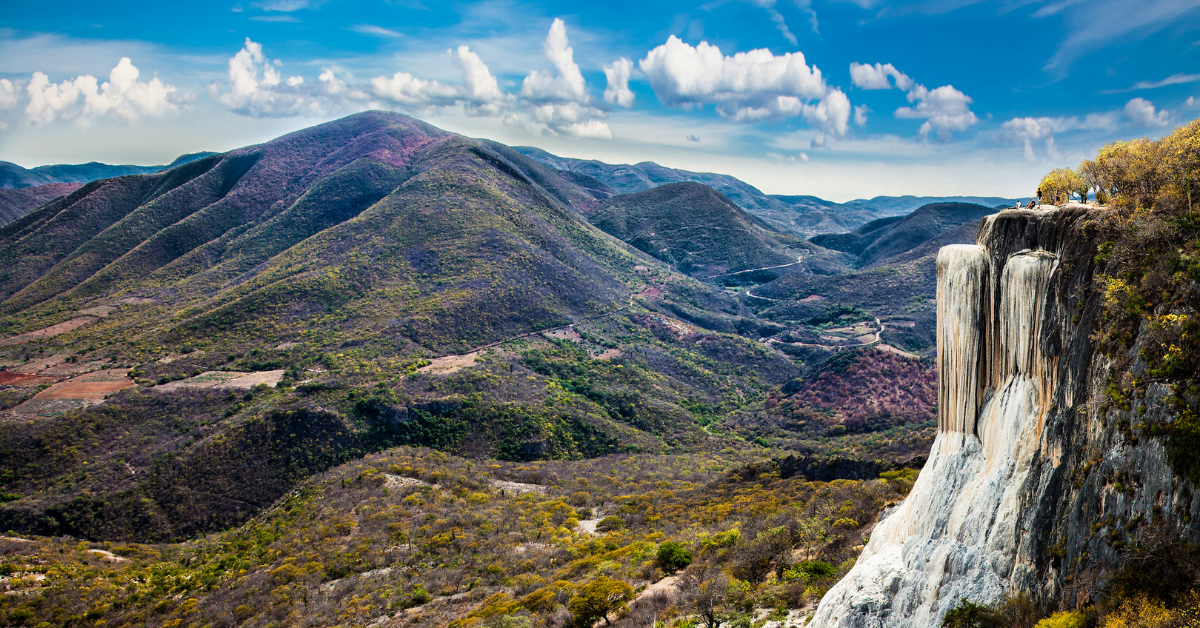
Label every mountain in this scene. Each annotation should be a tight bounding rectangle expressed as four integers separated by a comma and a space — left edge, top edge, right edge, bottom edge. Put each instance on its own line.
515, 146, 894, 236
0, 111, 818, 542
591, 182, 801, 275
515, 146, 1021, 238
840, 194, 1018, 216
0, 182, 83, 226
0, 152, 217, 189
810, 202, 995, 267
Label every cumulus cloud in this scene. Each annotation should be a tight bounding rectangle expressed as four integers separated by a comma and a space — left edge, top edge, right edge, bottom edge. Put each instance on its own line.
517, 19, 611, 139
849, 62, 913, 91
209, 38, 343, 117
1124, 97, 1170, 127
370, 71, 460, 108
521, 18, 588, 103
368, 46, 508, 115
603, 58, 635, 108
854, 103, 869, 126
894, 84, 977, 140
0, 79, 21, 110
1000, 112, 1117, 161
638, 36, 850, 136
22, 58, 183, 127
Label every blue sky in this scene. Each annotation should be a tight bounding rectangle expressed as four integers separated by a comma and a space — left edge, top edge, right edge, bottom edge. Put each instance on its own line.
1, 0, 1197, 200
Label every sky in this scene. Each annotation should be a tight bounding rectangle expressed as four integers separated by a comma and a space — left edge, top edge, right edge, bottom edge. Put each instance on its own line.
1, 0, 1198, 201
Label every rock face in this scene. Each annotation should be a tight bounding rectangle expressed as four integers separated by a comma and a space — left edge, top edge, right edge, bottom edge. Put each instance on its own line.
812, 206, 1200, 626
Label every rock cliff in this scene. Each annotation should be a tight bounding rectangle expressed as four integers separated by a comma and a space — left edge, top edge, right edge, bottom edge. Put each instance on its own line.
812, 205, 1200, 626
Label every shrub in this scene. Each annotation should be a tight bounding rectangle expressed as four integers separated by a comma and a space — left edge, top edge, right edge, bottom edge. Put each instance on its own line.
568, 576, 633, 627
596, 516, 625, 532
656, 541, 693, 572
1034, 611, 1086, 628
942, 599, 1004, 628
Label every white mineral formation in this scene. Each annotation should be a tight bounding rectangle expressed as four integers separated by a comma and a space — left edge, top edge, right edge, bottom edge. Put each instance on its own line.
810, 240, 1059, 627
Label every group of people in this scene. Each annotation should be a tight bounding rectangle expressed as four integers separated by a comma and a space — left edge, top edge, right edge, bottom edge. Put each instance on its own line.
1015, 189, 1043, 209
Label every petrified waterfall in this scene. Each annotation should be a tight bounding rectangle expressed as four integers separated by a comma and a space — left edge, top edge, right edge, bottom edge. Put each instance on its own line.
810, 221, 1060, 627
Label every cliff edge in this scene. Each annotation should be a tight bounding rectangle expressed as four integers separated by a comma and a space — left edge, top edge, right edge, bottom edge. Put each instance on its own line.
813, 204, 1200, 625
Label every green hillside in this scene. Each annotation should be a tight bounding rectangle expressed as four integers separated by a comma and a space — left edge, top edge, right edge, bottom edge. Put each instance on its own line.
0, 110, 943, 628
591, 182, 801, 275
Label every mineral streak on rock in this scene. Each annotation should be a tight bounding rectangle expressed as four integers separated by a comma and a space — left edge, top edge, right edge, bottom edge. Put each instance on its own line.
811, 210, 1066, 627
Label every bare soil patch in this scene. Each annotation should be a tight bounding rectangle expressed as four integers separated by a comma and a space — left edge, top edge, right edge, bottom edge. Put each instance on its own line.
0, 316, 98, 346
416, 353, 479, 376
39, 360, 110, 377
0, 372, 57, 388
11, 369, 133, 418
489, 479, 546, 495
595, 348, 623, 360
9, 354, 68, 374
118, 297, 155, 304
157, 370, 284, 391
543, 327, 582, 342
35, 369, 134, 399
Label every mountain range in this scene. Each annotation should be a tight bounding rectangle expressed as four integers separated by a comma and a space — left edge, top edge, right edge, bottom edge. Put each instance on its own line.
0, 110, 996, 627
1, 144, 1017, 234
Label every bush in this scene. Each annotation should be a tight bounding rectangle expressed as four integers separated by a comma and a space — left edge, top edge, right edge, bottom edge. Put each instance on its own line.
596, 516, 625, 532
568, 576, 633, 627
1034, 611, 1086, 628
942, 599, 1004, 628
656, 541, 693, 572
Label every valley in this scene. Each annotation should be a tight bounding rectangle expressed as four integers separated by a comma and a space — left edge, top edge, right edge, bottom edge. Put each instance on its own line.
1, 109, 1190, 628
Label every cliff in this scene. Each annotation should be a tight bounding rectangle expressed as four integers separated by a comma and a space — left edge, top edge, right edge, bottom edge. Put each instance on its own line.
812, 204, 1200, 625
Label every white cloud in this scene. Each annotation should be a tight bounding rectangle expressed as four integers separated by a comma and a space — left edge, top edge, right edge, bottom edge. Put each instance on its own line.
22, 58, 182, 127
520, 18, 588, 103
1000, 111, 1119, 160
370, 72, 460, 108
370, 45, 509, 116
854, 103, 869, 126
350, 24, 404, 38
1187, 96, 1197, 109
638, 36, 850, 135
849, 62, 913, 91
0, 79, 21, 110
603, 58, 635, 108
209, 38, 331, 117
517, 19, 611, 139
454, 46, 508, 115
752, 0, 798, 45
530, 102, 613, 139
1125, 97, 1170, 127
894, 84, 977, 140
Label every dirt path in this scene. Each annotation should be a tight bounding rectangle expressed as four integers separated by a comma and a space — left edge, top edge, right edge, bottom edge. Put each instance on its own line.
0, 316, 98, 346
706, 255, 804, 279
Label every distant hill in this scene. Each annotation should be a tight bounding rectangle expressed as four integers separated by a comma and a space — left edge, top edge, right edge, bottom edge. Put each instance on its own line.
0, 152, 217, 189
515, 146, 1018, 238
840, 195, 1017, 216
810, 202, 995, 267
592, 182, 799, 275
0, 183, 83, 227
515, 147, 888, 237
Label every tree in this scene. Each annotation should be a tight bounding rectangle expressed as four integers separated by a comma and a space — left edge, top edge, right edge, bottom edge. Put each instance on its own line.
679, 563, 735, 628
568, 576, 633, 627
656, 541, 693, 572
1039, 168, 1086, 205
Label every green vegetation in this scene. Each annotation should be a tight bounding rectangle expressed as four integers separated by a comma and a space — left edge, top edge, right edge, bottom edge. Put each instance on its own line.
1047, 119, 1200, 484
0, 446, 916, 627
591, 182, 803, 275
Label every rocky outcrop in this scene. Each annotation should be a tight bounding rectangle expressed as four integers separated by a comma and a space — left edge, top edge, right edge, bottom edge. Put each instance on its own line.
812, 205, 1200, 626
